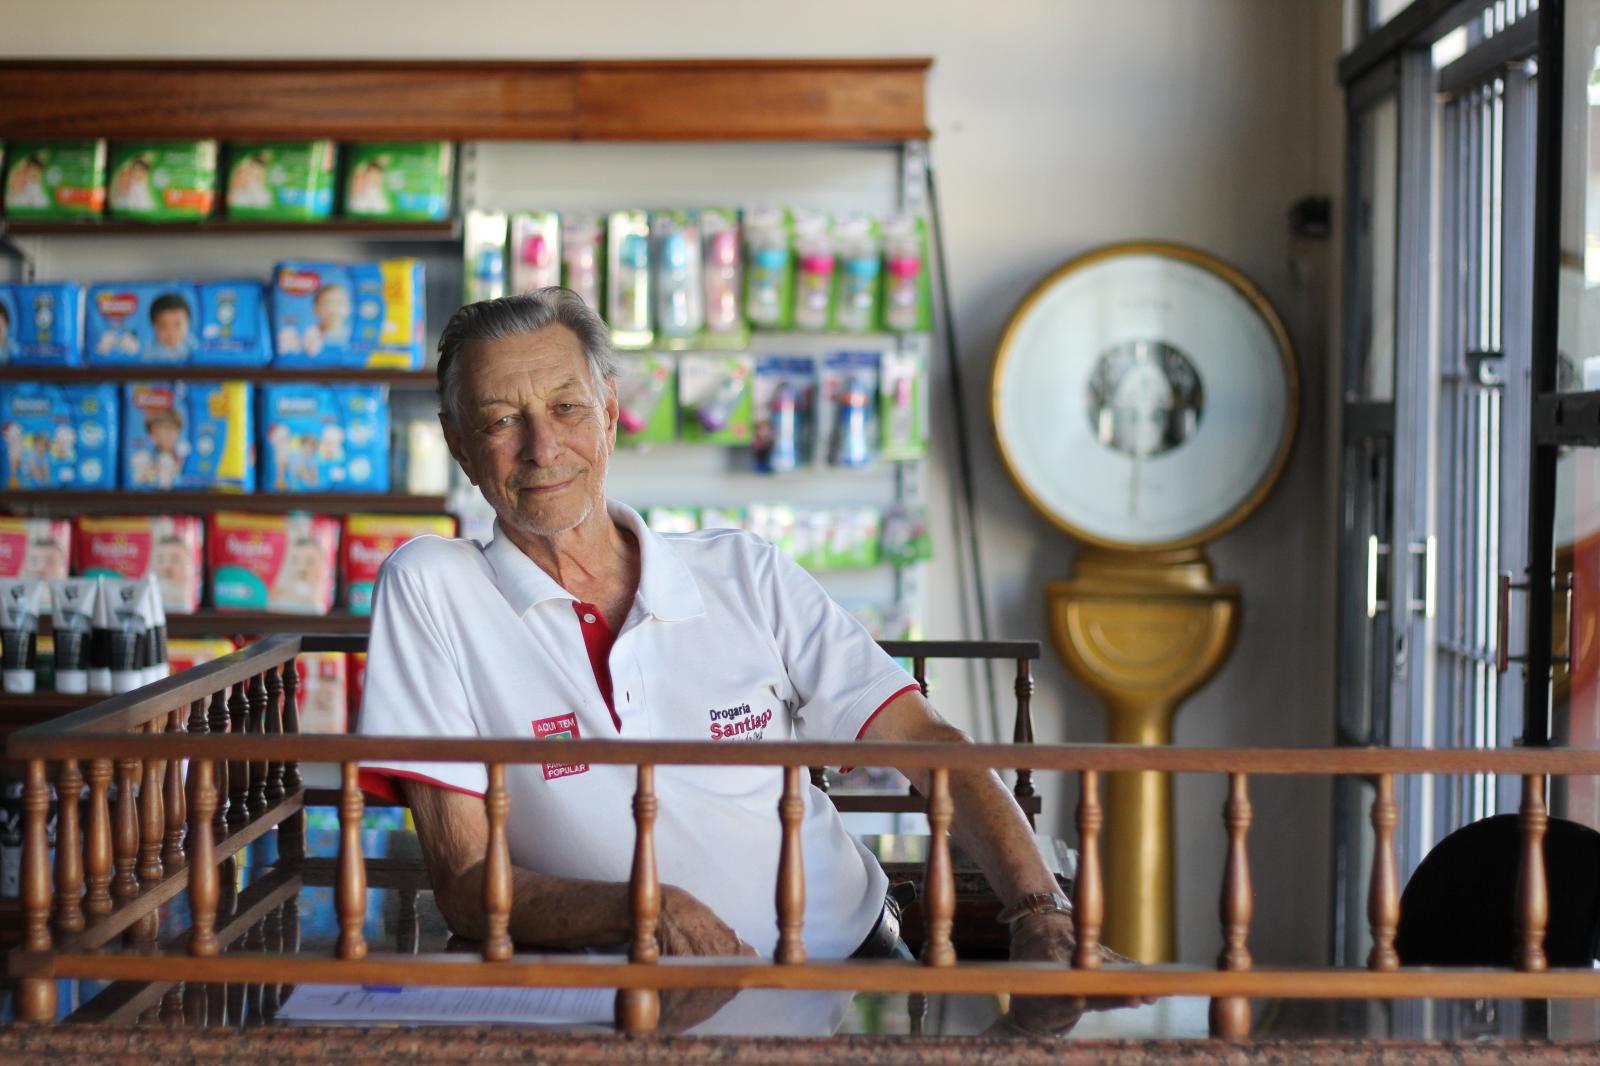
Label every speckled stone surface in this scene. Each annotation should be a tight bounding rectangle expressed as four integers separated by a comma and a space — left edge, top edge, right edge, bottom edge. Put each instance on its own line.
0, 1029, 1597, 1065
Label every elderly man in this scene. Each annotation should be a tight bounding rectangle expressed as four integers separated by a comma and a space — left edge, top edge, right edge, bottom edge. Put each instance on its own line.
358, 288, 1118, 1032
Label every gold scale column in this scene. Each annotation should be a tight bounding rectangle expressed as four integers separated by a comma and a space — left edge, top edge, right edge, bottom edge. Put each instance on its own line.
1048, 547, 1239, 962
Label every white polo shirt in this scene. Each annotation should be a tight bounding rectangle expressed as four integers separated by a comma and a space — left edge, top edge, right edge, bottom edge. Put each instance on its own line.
357, 499, 918, 959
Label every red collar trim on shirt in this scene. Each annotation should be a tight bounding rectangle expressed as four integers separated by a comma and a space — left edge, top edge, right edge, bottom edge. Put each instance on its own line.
574, 601, 622, 732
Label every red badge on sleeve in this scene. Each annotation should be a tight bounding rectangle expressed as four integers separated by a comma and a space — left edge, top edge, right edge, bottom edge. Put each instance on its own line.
533, 713, 589, 780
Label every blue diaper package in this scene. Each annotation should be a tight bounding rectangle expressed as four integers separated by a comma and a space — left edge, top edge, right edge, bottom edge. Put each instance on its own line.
9, 282, 84, 366
0, 382, 118, 489
122, 380, 255, 492
0, 287, 16, 365
194, 280, 271, 367
271, 258, 424, 369
86, 281, 198, 366
259, 383, 390, 492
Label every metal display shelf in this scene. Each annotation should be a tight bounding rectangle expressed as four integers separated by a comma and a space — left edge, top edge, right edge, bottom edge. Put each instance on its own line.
0, 366, 435, 386
0, 491, 449, 516
0, 219, 461, 240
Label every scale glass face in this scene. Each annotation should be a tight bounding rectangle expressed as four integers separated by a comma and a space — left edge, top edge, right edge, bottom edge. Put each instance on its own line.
993, 244, 1298, 551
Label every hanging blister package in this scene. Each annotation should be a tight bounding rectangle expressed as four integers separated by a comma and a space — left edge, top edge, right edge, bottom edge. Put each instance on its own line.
879, 348, 928, 460
651, 210, 703, 346
463, 211, 508, 304
791, 210, 835, 331
607, 210, 653, 348
616, 354, 676, 446
822, 351, 880, 468
832, 214, 882, 333
510, 212, 562, 294
678, 353, 753, 445
881, 215, 933, 332
561, 212, 604, 311
752, 355, 817, 475
880, 504, 933, 567
743, 206, 794, 329
698, 208, 747, 346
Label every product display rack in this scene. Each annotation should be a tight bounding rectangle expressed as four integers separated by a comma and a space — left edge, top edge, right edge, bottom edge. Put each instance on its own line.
0, 56, 952, 716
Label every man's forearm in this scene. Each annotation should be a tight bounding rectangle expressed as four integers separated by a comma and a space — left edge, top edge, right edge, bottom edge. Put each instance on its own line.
904, 761, 1064, 906
435, 860, 635, 950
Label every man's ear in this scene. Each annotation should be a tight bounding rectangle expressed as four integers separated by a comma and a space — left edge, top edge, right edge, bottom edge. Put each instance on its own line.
602, 378, 620, 452
439, 412, 478, 487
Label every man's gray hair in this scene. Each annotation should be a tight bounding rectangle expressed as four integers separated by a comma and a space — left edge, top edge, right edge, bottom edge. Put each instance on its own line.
435, 287, 619, 426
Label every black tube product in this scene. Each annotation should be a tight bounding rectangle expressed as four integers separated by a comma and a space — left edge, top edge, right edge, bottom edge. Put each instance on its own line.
48, 577, 98, 695
141, 575, 168, 685
103, 576, 147, 695
0, 579, 45, 695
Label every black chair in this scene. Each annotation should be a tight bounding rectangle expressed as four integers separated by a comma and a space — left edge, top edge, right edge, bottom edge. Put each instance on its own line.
1395, 813, 1600, 967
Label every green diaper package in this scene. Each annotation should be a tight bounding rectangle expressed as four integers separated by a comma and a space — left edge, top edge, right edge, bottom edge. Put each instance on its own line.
342, 141, 453, 221
226, 141, 337, 221
109, 140, 218, 221
3, 140, 107, 219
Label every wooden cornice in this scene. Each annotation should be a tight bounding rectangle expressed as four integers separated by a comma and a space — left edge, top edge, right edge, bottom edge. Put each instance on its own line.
0, 58, 932, 142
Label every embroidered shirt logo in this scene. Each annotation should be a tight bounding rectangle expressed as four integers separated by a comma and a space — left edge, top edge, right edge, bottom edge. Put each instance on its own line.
533, 713, 589, 779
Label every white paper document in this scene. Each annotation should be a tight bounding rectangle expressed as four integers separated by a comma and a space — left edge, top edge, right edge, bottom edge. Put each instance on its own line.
276, 983, 617, 1026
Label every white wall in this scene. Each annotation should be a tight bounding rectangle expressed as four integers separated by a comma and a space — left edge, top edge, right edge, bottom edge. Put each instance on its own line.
5, 0, 1347, 965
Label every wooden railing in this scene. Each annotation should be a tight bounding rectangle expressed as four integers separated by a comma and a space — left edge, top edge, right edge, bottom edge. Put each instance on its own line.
7, 633, 1600, 1038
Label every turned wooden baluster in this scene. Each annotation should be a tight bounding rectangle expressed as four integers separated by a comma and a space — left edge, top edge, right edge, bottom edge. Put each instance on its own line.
265, 666, 285, 804
113, 753, 142, 901
912, 657, 929, 697
1012, 658, 1036, 826
1073, 769, 1104, 969
482, 763, 513, 962
1515, 773, 1550, 972
923, 766, 956, 967
262, 904, 283, 1019
809, 767, 829, 793
246, 673, 268, 816
244, 918, 267, 1024
159, 984, 184, 1026
187, 758, 220, 956
17, 759, 57, 1022
227, 682, 250, 828
54, 759, 84, 934
139, 719, 166, 883
617, 764, 661, 1033
163, 708, 187, 871
206, 689, 229, 834
776, 764, 807, 965
84, 758, 113, 917
1367, 773, 1400, 971
336, 761, 367, 960
1209, 772, 1254, 1039
278, 659, 306, 866
183, 979, 208, 1028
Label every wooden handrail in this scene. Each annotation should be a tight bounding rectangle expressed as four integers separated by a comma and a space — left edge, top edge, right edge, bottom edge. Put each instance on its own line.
17, 730, 1600, 775
8, 633, 1596, 1042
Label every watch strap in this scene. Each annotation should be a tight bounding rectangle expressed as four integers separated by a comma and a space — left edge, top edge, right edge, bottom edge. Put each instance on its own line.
995, 890, 1072, 927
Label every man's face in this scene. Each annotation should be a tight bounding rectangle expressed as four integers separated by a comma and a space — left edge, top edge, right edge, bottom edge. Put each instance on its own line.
442, 325, 618, 540
153, 308, 189, 350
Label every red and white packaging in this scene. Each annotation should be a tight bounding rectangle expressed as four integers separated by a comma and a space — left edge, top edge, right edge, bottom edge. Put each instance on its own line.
347, 652, 367, 732
208, 511, 339, 615
295, 652, 348, 734
74, 515, 205, 613
166, 637, 237, 675
0, 519, 71, 601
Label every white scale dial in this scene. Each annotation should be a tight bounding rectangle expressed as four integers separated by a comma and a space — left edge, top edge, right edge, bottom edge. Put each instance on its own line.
994, 245, 1297, 550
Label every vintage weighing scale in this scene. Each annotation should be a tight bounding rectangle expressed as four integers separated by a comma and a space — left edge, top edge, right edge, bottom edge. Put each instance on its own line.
992, 242, 1299, 962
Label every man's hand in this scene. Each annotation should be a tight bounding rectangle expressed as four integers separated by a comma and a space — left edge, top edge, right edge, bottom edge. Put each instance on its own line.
657, 885, 758, 958
990, 911, 1154, 1037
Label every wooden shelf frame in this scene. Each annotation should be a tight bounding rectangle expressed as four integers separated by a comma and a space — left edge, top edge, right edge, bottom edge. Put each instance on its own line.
0, 219, 461, 239
0, 366, 436, 386
0, 491, 449, 516
0, 58, 932, 143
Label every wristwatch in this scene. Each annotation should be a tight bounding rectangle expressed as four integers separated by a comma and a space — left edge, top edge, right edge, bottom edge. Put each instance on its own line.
995, 890, 1073, 931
